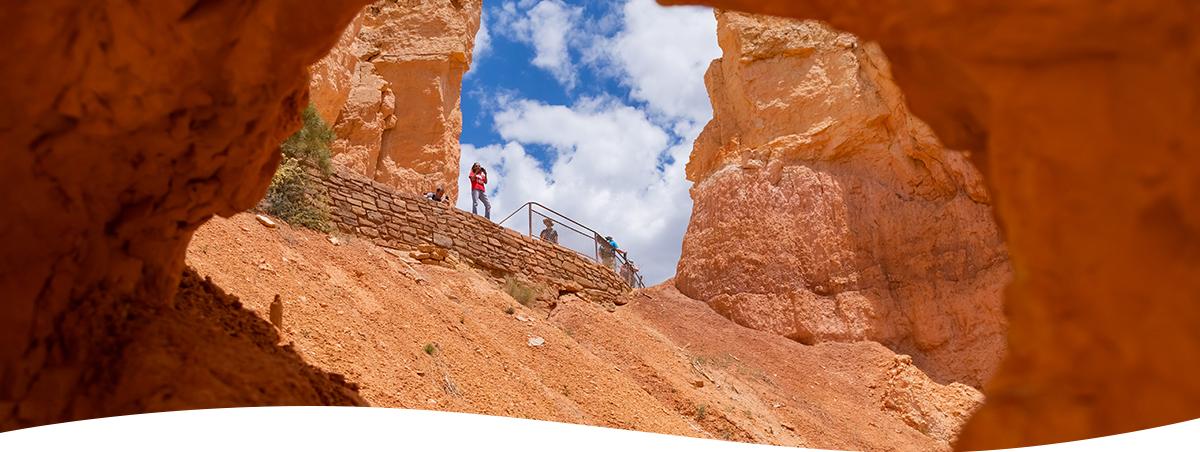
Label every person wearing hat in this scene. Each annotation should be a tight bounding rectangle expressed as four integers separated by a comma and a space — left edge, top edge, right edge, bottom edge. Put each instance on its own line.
620, 259, 640, 287
538, 218, 559, 245
599, 235, 622, 272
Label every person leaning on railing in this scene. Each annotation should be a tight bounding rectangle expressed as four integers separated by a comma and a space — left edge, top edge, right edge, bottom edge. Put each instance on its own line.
598, 235, 625, 273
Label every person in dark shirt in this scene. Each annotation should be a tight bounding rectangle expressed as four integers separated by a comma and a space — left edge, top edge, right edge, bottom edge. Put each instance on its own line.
424, 186, 449, 204
539, 218, 559, 244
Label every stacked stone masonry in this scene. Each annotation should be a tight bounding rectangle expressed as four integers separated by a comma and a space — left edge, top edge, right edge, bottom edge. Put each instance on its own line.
311, 166, 630, 304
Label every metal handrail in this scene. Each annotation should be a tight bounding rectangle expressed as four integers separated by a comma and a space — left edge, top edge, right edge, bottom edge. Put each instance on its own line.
498, 201, 603, 239
498, 201, 645, 289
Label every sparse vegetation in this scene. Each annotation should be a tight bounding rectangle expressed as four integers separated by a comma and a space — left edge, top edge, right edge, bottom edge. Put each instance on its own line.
503, 306, 515, 315
423, 343, 437, 356
263, 104, 334, 232
503, 276, 537, 307
695, 403, 708, 421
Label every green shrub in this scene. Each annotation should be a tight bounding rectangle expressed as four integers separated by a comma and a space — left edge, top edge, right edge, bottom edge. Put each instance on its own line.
423, 343, 437, 356
263, 104, 334, 232
503, 277, 537, 307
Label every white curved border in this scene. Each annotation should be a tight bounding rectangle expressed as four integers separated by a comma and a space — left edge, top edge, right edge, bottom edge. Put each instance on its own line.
0, 407, 1195, 451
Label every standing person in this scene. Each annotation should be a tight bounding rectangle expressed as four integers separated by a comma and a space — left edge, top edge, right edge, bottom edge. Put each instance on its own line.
539, 218, 559, 244
600, 235, 623, 273
597, 234, 615, 270
468, 162, 491, 219
620, 259, 641, 288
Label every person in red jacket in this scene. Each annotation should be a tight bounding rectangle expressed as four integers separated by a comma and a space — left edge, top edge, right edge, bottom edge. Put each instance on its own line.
468, 162, 491, 219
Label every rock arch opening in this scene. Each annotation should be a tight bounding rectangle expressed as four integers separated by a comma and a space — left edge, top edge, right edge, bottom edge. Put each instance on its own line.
2, 0, 1194, 450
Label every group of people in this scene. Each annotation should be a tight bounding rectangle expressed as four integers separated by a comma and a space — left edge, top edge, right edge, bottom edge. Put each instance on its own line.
599, 234, 640, 287
423, 162, 639, 286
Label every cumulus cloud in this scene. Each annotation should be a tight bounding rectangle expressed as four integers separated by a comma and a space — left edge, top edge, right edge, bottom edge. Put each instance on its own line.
495, 0, 583, 89
604, 0, 720, 126
458, 98, 697, 284
461, 1, 720, 284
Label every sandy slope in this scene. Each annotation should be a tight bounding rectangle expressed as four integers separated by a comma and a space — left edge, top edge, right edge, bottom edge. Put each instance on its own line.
186, 213, 980, 450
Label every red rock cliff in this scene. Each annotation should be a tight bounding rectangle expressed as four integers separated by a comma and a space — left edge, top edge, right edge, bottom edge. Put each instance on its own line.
678, 11, 1010, 387
309, 0, 483, 201
664, 0, 1200, 448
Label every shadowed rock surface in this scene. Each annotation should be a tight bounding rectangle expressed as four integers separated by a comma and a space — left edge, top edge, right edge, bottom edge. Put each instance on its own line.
0, 0, 371, 429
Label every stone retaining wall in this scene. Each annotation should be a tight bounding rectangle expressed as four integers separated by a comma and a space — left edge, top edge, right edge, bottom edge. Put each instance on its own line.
309, 166, 629, 303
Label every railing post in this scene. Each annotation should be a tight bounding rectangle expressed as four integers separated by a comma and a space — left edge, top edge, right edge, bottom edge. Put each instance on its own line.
527, 205, 532, 237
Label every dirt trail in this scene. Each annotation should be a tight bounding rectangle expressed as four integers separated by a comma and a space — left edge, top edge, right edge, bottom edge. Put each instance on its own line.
186, 213, 980, 450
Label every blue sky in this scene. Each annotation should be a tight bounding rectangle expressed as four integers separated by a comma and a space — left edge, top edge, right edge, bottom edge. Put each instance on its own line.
455, 0, 720, 284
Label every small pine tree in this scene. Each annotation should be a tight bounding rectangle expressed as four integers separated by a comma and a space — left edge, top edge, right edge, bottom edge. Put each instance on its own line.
263, 105, 334, 232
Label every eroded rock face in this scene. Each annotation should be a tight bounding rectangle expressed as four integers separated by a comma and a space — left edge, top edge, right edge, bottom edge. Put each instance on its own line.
677, 11, 1010, 388
0, 0, 369, 429
664, 0, 1200, 448
308, 0, 482, 201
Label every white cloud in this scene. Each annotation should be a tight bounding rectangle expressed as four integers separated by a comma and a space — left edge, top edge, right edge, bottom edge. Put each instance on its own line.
496, 0, 583, 89
605, 0, 720, 125
459, 1, 720, 285
458, 98, 698, 284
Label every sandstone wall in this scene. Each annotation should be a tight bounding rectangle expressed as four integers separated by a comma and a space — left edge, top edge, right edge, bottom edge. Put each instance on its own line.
312, 166, 630, 305
677, 11, 1010, 387
0, 0, 371, 429
309, 0, 482, 201
663, 0, 1200, 448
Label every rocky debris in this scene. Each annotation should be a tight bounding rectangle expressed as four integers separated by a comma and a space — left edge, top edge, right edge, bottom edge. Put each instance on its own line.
527, 336, 546, 347
880, 355, 983, 445
413, 243, 449, 260
328, 236, 342, 246
256, 214, 278, 229
411, 243, 458, 268
308, 0, 483, 200
675, 11, 1010, 387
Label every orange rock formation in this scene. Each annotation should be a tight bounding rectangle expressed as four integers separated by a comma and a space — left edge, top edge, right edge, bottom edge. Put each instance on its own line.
664, 0, 1200, 448
308, 0, 482, 200
0, 0, 371, 429
678, 11, 1010, 387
